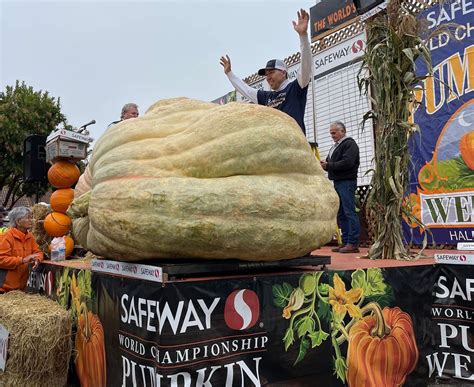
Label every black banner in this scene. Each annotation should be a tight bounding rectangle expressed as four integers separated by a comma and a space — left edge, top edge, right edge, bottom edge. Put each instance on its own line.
92, 264, 474, 386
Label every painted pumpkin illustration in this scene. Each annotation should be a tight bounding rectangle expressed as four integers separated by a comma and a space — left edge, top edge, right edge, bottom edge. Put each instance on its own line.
418, 161, 438, 191
76, 308, 107, 387
459, 130, 474, 170
346, 306, 419, 387
402, 193, 421, 228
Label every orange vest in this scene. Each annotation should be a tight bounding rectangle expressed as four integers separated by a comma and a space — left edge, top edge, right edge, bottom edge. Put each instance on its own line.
0, 227, 44, 292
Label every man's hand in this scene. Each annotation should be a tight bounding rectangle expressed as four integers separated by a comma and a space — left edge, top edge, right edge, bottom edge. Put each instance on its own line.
293, 9, 309, 36
220, 55, 232, 74
320, 160, 328, 171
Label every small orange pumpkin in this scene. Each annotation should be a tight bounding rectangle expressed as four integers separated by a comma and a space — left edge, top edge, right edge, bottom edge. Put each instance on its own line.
459, 130, 474, 170
49, 235, 75, 257
44, 212, 72, 237
50, 188, 75, 213
346, 306, 419, 387
76, 309, 106, 387
48, 161, 81, 189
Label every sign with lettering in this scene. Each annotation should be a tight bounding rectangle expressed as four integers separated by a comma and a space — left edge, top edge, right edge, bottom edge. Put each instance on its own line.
0, 324, 9, 371
90, 259, 163, 282
313, 32, 366, 77
91, 263, 474, 385
428, 265, 474, 382
435, 253, 474, 265
310, 0, 358, 41
403, 1, 474, 245
458, 242, 474, 250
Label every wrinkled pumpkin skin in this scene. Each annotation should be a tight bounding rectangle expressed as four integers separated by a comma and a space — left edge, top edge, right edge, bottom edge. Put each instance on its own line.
71, 98, 339, 261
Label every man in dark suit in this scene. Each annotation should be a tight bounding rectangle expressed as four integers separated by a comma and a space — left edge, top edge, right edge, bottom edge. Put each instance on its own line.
320, 121, 360, 253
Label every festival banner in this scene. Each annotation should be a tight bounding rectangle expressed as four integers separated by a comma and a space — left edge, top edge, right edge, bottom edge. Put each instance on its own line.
428, 264, 474, 383
26, 263, 99, 386
92, 264, 474, 386
403, 2, 474, 245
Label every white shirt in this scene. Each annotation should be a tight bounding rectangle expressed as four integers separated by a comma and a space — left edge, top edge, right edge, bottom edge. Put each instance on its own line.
225, 33, 312, 103
328, 136, 347, 159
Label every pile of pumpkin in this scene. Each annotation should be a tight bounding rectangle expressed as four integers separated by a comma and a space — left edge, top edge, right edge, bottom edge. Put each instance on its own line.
44, 160, 81, 258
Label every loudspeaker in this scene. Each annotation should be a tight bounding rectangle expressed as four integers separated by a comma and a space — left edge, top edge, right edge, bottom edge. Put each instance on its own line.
23, 135, 47, 182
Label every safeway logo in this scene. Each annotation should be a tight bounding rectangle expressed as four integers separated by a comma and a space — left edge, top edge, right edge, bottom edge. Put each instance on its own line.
224, 289, 260, 330
351, 39, 364, 53
434, 253, 474, 265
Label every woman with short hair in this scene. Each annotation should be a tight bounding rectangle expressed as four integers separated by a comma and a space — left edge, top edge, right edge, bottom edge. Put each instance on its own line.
0, 207, 43, 293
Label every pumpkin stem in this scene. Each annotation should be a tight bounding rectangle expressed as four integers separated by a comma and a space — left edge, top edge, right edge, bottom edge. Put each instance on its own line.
361, 302, 390, 338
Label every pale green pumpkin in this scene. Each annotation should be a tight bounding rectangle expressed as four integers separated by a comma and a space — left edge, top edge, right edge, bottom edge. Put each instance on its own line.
69, 97, 339, 261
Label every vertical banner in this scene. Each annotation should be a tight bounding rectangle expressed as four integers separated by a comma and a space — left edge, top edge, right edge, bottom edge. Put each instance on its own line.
428, 265, 474, 383
404, 2, 474, 244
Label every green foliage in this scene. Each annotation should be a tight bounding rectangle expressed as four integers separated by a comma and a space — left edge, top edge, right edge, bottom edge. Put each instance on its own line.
351, 268, 386, 297
77, 269, 92, 299
294, 337, 310, 365
0, 81, 70, 208
334, 356, 347, 382
276, 269, 393, 377
272, 282, 293, 307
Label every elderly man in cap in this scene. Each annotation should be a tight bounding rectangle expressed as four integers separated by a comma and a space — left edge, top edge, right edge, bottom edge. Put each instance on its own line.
220, 9, 311, 135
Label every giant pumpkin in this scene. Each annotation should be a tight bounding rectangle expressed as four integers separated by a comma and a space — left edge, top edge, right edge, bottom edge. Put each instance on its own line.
68, 98, 339, 261
346, 305, 419, 387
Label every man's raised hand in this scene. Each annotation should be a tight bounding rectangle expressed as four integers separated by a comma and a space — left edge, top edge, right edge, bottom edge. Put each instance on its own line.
293, 9, 309, 36
220, 55, 232, 74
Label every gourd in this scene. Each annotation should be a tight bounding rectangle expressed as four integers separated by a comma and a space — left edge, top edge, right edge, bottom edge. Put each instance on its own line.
346, 306, 419, 386
44, 212, 72, 237
48, 160, 81, 189
459, 130, 474, 170
69, 97, 339, 261
75, 307, 106, 387
50, 188, 74, 213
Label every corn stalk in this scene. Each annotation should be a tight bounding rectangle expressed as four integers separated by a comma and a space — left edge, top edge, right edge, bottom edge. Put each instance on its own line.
358, 0, 449, 259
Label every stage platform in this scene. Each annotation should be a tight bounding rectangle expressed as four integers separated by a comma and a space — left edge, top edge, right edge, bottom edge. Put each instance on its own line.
43, 246, 461, 274
29, 246, 472, 386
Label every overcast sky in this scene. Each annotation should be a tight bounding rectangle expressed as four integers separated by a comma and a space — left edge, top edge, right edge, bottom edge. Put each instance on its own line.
1, 0, 316, 141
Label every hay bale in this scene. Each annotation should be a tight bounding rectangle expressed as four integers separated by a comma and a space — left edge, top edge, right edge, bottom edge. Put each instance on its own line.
31, 203, 52, 257
0, 291, 72, 387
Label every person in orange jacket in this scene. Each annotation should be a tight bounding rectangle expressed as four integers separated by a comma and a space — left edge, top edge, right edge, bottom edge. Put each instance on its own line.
0, 207, 43, 293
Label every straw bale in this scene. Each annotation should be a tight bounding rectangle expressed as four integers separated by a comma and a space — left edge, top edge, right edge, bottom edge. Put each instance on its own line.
31, 203, 52, 257
0, 291, 72, 387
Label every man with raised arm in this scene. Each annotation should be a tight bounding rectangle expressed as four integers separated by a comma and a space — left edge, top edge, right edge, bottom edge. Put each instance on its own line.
220, 9, 312, 135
